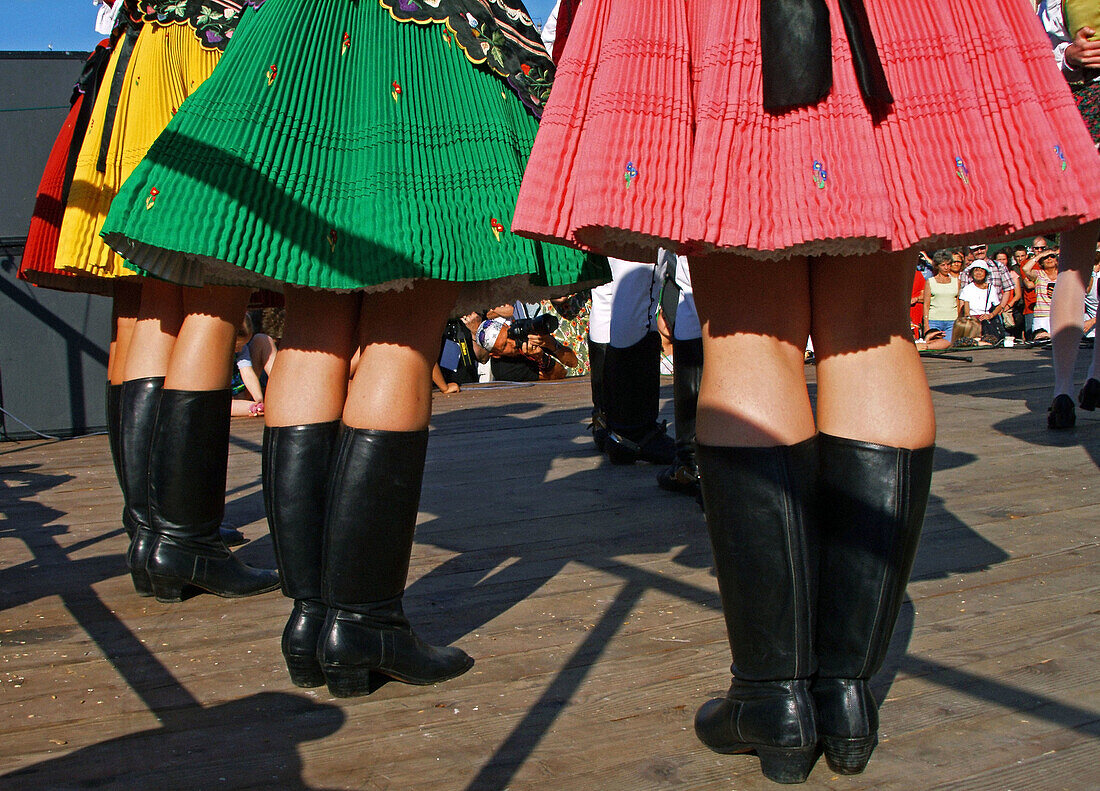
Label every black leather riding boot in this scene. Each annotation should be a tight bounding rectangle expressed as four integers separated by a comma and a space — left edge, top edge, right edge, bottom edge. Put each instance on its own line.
694, 439, 821, 784
262, 421, 340, 688
106, 382, 124, 507
588, 338, 608, 451
144, 388, 280, 602
813, 434, 933, 774
603, 332, 675, 465
657, 337, 702, 495
318, 427, 473, 697
119, 377, 164, 597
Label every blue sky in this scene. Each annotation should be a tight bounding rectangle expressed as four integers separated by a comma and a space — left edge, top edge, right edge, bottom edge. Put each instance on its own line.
2, 0, 559, 51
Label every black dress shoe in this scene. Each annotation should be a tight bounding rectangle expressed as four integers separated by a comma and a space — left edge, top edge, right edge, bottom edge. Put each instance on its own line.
1079, 378, 1100, 412
606, 422, 677, 465
1047, 394, 1076, 429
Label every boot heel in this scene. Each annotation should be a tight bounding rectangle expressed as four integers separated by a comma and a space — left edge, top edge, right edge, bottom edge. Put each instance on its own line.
322, 665, 376, 698
130, 569, 154, 598
149, 574, 190, 603
821, 735, 876, 775
284, 655, 325, 688
756, 746, 819, 785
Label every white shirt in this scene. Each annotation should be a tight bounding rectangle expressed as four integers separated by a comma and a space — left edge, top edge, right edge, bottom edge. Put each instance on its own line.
94, 0, 122, 35
541, 2, 561, 55
960, 283, 1001, 317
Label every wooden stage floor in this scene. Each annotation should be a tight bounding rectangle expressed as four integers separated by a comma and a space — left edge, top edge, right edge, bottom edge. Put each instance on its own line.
2, 347, 1098, 790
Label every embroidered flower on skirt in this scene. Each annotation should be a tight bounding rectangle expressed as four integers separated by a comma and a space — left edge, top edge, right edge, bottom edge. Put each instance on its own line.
379, 0, 555, 117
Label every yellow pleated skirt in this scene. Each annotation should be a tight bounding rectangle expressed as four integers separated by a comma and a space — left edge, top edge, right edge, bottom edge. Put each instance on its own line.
56, 23, 221, 278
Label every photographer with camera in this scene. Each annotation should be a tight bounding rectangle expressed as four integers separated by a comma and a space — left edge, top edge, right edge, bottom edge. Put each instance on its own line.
476, 314, 578, 381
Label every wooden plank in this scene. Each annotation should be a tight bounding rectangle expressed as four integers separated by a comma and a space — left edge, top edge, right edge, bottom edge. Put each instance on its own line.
1, 347, 1098, 789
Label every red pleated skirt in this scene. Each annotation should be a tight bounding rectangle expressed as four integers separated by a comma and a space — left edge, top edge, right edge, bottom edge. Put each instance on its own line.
19, 89, 113, 296
512, 0, 1100, 261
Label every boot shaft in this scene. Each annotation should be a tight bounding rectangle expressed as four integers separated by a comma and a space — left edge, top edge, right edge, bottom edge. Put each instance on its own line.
322, 426, 429, 610
697, 439, 820, 681
263, 421, 340, 601
106, 382, 124, 489
148, 388, 232, 538
815, 434, 934, 679
670, 337, 702, 462
119, 377, 165, 535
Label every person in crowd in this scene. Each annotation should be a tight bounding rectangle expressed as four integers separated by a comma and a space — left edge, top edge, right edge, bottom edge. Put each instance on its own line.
959, 260, 1007, 342
1040, 0, 1100, 428
1085, 250, 1100, 341
102, 0, 605, 697
438, 311, 489, 387
916, 251, 937, 279
1023, 247, 1061, 342
949, 249, 966, 277
512, 0, 1100, 782
477, 317, 579, 381
431, 365, 461, 394
910, 260, 931, 340
994, 249, 1025, 339
923, 256, 961, 344
231, 312, 277, 417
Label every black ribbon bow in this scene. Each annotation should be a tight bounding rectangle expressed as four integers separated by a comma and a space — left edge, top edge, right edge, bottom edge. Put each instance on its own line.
761, 0, 893, 112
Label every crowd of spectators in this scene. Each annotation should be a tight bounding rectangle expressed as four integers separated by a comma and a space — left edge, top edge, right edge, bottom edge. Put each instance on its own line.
913, 236, 1099, 349
238, 235, 1100, 407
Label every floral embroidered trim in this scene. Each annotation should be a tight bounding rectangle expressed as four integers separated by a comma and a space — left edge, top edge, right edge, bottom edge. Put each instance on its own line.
145, 188, 160, 209
490, 217, 505, 240
378, 0, 555, 117
136, 0, 268, 52
1054, 144, 1068, 172
812, 159, 828, 189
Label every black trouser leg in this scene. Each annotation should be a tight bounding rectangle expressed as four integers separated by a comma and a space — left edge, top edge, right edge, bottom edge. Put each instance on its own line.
603, 332, 675, 465
588, 338, 609, 451
657, 337, 702, 494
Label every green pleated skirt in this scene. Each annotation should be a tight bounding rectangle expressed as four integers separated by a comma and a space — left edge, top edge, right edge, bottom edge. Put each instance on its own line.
101, 0, 605, 297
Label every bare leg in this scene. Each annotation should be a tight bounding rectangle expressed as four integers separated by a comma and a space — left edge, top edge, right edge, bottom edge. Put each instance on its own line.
163, 285, 252, 391
122, 279, 183, 382
1052, 220, 1100, 397
690, 253, 815, 447
109, 281, 143, 386
315, 279, 471, 697
344, 281, 462, 430
264, 287, 360, 427
805, 252, 935, 776
810, 252, 936, 449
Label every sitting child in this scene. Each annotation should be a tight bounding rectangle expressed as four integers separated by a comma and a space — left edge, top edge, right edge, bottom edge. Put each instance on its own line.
230, 312, 277, 417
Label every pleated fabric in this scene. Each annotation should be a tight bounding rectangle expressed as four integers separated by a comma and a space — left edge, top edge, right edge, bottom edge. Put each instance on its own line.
101, 0, 605, 301
19, 87, 113, 296
512, 0, 1100, 262
56, 22, 221, 278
